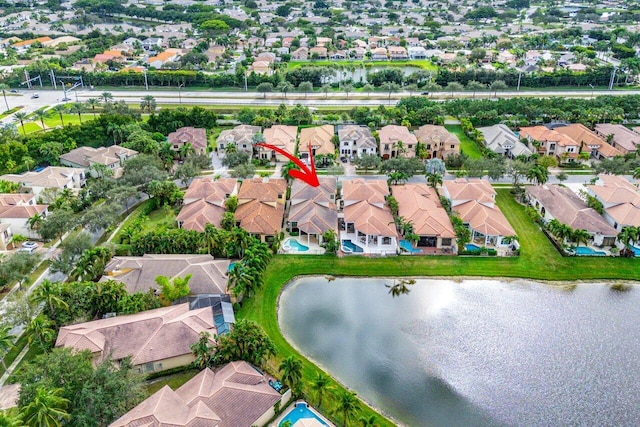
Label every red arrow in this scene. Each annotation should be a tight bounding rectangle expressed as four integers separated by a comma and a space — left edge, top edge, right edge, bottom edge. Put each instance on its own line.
255, 142, 320, 187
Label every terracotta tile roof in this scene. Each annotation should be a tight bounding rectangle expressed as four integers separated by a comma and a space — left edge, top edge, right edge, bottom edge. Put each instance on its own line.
520, 126, 579, 147
526, 184, 617, 235
392, 184, 455, 238
288, 177, 338, 235
378, 125, 417, 146
216, 125, 261, 147
235, 178, 286, 235
414, 125, 460, 147
12, 36, 51, 48
0, 204, 47, 219
111, 361, 281, 427
342, 179, 396, 237
101, 254, 229, 295
299, 125, 335, 155
554, 124, 622, 158
177, 178, 238, 231
606, 203, 640, 227
443, 178, 496, 205
454, 200, 515, 237
0, 193, 35, 206
168, 127, 208, 152
587, 175, 640, 206
263, 125, 297, 153
595, 124, 640, 152
60, 146, 137, 168
56, 303, 217, 366
342, 179, 388, 204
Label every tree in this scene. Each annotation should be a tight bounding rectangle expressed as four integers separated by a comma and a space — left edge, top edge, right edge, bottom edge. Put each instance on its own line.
466, 80, 485, 99
0, 411, 22, 426
426, 172, 443, 189
298, 81, 313, 98
147, 180, 182, 206
321, 84, 331, 99
632, 167, 640, 180
89, 163, 114, 179
139, 95, 156, 113
353, 154, 381, 173
69, 102, 84, 123
230, 163, 256, 178
279, 82, 294, 99
337, 391, 359, 427
0, 83, 9, 112
257, 82, 273, 98
446, 81, 464, 98
0, 326, 16, 371
14, 112, 28, 135
199, 19, 230, 39
34, 109, 50, 130
100, 92, 113, 104
85, 98, 100, 118
31, 280, 68, 318
155, 274, 192, 303
80, 202, 121, 233
320, 229, 339, 254
571, 228, 590, 247
38, 208, 75, 243
537, 155, 558, 169
213, 319, 275, 368
279, 356, 303, 396
20, 387, 70, 427
359, 415, 380, 426
190, 332, 216, 370
556, 172, 568, 183
362, 84, 374, 98
50, 232, 93, 275
25, 314, 55, 352
343, 83, 353, 99
221, 212, 235, 231
52, 105, 66, 127
310, 372, 332, 408
470, 47, 487, 62
490, 80, 509, 98
526, 164, 549, 185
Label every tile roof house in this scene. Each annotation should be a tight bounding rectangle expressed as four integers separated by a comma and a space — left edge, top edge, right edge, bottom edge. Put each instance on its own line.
291, 46, 308, 60
525, 184, 617, 246
0, 167, 86, 197
379, 125, 417, 159
554, 124, 622, 160
298, 125, 335, 165
0, 193, 47, 239
101, 254, 229, 296
340, 179, 397, 255
443, 179, 516, 248
12, 36, 52, 52
235, 178, 286, 242
594, 124, 640, 155
168, 127, 208, 155
177, 178, 239, 232
56, 303, 218, 374
287, 177, 338, 252
309, 46, 328, 59
478, 124, 533, 158
371, 47, 388, 60
147, 48, 181, 69
59, 146, 137, 178
388, 46, 408, 60
392, 184, 455, 252
110, 361, 287, 427
338, 125, 377, 157
259, 126, 297, 162
519, 126, 580, 162
216, 125, 261, 158
414, 125, 461, 160
587, 175, 640, 232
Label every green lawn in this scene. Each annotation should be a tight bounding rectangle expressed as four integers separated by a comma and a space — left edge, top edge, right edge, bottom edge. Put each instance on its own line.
19, 122, 42, 135
146, 369, 199, 394
237, 189, 638, 426
286, 59, 438, 71
42, 114, 94, 128
445, 124, 484, 159
113, 201, 176, 244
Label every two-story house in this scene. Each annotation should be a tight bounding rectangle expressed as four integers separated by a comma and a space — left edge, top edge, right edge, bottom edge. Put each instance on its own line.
519, 126, 580, 162
216, 125, 262, 158
59, 146, 138, 178
235, 178, 286, 243
338, 125, 377, 157
378, 125, 417, 159
414, 125, 461, 160
259, 126, 297, 162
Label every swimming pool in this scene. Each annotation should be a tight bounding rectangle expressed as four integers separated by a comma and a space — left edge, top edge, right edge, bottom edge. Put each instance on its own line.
400, 240, 421, 253
278, 402, 328, 427
573, 246, 606, 256
284, 238, 309, 252
465, 243, 482, 251
630, 246, 640, 256
341, 239, 364, 253
227, 262, 236, 272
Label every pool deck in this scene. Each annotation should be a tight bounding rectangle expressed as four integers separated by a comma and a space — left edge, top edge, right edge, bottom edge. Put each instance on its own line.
280, 233, 326, 255
270, 400, 335, 427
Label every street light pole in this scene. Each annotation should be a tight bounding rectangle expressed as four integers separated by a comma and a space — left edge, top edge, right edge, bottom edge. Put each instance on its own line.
143, 69, 149, 91
178, 83, 184, 104
589, 83, 594, 99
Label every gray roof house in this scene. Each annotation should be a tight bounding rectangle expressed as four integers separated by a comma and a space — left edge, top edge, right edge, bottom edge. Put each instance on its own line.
101, 254, 229, 296
478, 124, 533, 158
337, 125, 377, 157
59, 146, 137, 178
216, 125, 261, 158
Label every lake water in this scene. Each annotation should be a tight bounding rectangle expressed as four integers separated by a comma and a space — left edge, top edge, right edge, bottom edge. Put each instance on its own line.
279, 277, 640, 427
325, 66, 422, 84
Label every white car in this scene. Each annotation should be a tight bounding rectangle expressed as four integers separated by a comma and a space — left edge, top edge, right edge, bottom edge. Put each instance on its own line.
18, 241, 38, 254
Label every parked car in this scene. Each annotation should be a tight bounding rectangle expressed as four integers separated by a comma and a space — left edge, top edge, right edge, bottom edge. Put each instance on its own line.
340, 156, 348, 163
9, 89, 17, 93
31, 93, 39, 98
421, 92, 430, 95
18, 241, 38, 254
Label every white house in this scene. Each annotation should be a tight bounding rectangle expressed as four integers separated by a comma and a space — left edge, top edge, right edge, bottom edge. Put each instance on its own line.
0, 167, 86, 197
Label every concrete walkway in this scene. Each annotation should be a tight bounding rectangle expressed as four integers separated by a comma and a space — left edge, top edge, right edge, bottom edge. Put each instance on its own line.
0, 344, 29, 386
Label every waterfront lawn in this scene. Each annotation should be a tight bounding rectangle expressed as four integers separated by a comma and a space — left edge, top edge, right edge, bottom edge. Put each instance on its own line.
238, 189, 638, 426
445, 124, 483, 159
286, 59, 438, 71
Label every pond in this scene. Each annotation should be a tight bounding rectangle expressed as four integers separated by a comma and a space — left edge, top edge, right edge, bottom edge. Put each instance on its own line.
324, 66, 423, 84
279, 277, 640, 427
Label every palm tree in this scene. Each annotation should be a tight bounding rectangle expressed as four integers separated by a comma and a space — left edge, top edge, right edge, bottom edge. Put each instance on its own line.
33, 109, 49, 130
23, 155, 35, 171
140, 95, 156, 113
0, 325, 16, 371
25, 314, 55, 352
633, 167, 640, 180
52, 105, 66, 127
279, 356, 303, 396
85, 98, 100, 118
0, 411, 22, 427
526, 164, 549, 185
30, 280, 68, 317
0, 83, 9, 112
359, 415, 379, 426
69, 102, 84, 123
310, 372, 331, 408
27, 213, 44, 232
385, 278, 416, 297
14, 112, 28, 135
337, 391, 359, 427
426, 172, 443, 190
100, 92, 113, 104
20, 387, 70, 427
571, 228, 591, 247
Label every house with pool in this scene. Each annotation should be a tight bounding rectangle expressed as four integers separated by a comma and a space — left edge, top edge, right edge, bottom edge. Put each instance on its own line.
285, 177, 338, 254
339, 179, 398, 255
110, 361, 289, 426
442, 179, 517, 252
586, 175, 640, 234
235, 178, 286, 244
391, 183, 456, 254
525, 184, 618, 248
176, 177, 238, 232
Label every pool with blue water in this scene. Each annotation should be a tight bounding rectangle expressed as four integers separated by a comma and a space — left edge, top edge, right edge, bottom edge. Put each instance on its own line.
341, 239, 364, 253
400, 240, 421, 253
573, 246, 606, 256
278, 402, 328, 426
286, 238, 309, 252
465, 243, 482, 251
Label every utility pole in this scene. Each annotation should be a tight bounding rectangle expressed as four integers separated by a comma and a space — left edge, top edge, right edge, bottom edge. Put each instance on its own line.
608, 67, 617, 91
178, 83, 184, 104
143, 69, 149, 90
50, 70, 57, 89
517, 70, 522, 92
244, 72, 248, 92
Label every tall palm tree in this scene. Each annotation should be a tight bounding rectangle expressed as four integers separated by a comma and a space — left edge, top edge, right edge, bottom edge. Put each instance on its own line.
310, 372, 331, 408
385, 278, 416, 297
337, 391, 359, 427
69, 102, 84, 123
526, 164, 549, 185
278, 356, 303, 396
52, 105, 66, 127
85, 98, 100, 118
14, 112, 28, 135
27, 213, 44, 233
0, 411, 22, 427
25, 314, 55, 352
30, 280, 68, 317
0, 325, 16, 371
33, 109, 49, 130
571, 229, 590, 247
0, 83, 9, 112
140, 95, 156, 113
23, 155, 35, 171
20, 387, 70, 427
426, 172, 443, 190
100, 92, 113, 104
